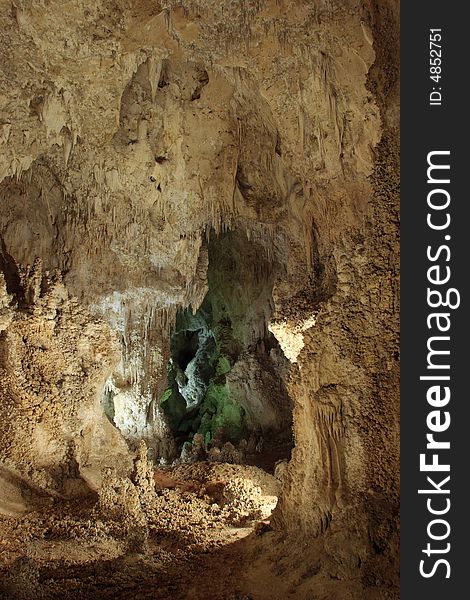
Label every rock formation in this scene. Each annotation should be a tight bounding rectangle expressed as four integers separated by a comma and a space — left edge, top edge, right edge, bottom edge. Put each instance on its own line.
0, 0, 399, 597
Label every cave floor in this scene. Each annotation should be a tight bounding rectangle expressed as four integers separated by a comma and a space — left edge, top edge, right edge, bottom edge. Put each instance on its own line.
0, 463, 382, 600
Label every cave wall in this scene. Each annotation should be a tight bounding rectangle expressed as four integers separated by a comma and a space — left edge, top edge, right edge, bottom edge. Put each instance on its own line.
0, 0, 399, 581
271, 1, 399, 587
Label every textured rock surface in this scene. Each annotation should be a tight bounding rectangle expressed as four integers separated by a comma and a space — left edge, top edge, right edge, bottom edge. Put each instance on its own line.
0, 0, 399, 596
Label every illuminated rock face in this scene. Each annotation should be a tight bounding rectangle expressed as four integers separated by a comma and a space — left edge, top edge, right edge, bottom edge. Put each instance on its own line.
0, 0, 399, 586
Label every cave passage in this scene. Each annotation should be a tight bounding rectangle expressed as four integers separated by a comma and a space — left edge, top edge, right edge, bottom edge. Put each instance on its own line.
160, 230, 293, 472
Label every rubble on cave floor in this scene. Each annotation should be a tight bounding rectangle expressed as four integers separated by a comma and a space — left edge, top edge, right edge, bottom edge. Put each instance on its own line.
0, 460, 281, 599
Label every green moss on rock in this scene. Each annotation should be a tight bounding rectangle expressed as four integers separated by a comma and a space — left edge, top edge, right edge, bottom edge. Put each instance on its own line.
215, 356, 231, 377
198, 382, 246, 442
159, 388, 173, 406
159, 386, 187, 432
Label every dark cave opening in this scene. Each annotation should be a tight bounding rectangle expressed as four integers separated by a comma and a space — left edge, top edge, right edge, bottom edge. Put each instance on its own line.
160, 230, 293, 472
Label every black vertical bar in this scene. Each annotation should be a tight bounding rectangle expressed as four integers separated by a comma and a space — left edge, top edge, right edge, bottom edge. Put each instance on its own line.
401, 3, 468, 597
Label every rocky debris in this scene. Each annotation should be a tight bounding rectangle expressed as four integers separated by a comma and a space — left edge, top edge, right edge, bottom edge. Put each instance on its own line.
0, 557, 41, 600
0, 0, 399, 596
176, 430, 266, 466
